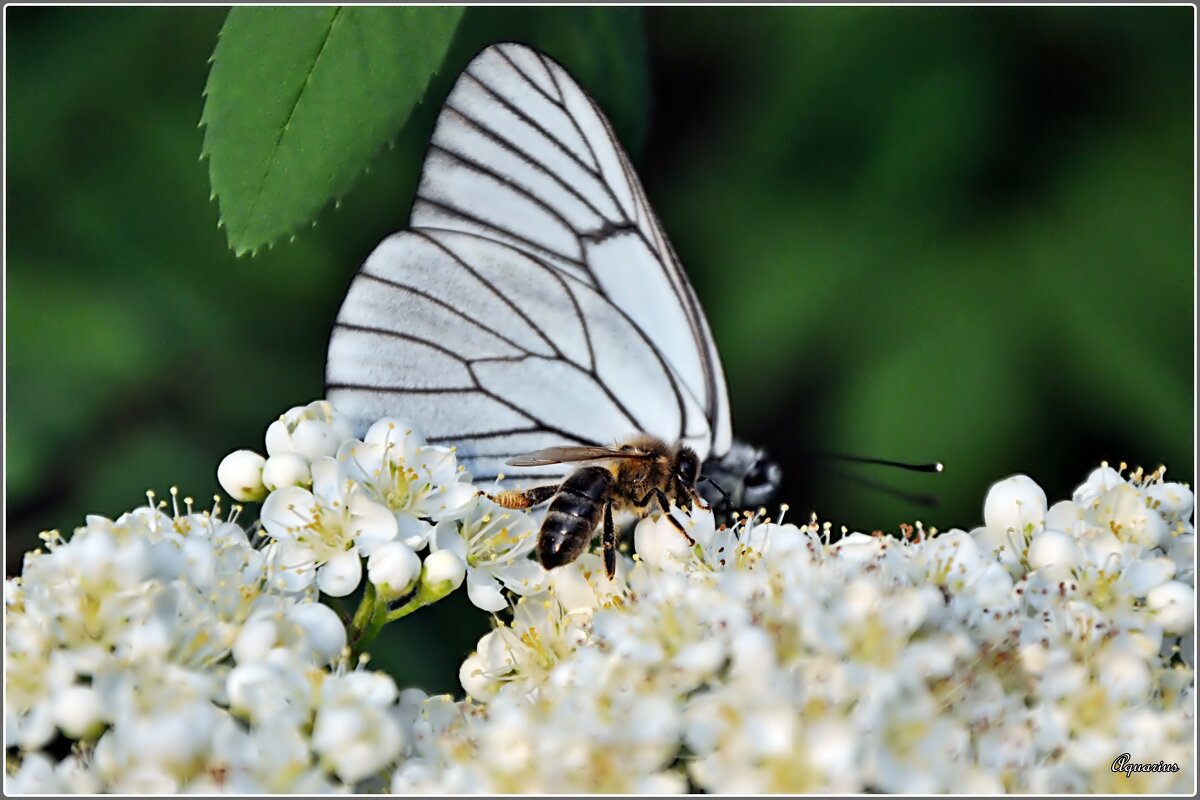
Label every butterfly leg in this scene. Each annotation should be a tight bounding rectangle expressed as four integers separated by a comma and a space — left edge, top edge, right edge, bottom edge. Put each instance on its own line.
490, 483, 560, 510
634, 489, 696, 547
602, 501, 617, 580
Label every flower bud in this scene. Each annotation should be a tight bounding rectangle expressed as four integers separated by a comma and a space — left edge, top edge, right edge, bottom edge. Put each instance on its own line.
53, 684, 105, 739
459, 652, 497, 702
1098, 649, 1151, 704
1026, 529, 1080, 570
368, 541, 422, 598
287, 602, 348, 666
984, 474, 1047, 535
1147, 581, 1194, 634
217, 449, 267, 502
421, 550, 466, 595
262, 452, 312, 491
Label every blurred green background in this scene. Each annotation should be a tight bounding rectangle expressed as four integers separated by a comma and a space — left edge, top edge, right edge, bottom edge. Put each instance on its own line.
5, 7, 1194, 692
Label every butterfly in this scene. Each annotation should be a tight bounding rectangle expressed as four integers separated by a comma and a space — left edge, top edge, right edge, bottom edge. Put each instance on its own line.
325, 42, 781, 514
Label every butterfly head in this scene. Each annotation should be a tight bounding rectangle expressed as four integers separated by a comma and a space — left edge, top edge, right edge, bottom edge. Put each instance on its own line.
701, 440, 782, 515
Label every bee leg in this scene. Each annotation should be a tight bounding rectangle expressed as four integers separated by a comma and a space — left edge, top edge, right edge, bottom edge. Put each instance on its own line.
635, 489, 696, 547
490, 483, 560, 510
602, 502, 616, 580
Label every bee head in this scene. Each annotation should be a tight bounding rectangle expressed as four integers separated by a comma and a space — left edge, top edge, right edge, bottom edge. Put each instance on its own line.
674, 446, 702, 491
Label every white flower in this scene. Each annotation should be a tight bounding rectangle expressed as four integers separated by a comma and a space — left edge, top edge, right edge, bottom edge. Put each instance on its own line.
548, 553, 627, 614
337, 418, 477, 549
226, 656, 318, 727
1085, 481, 1169, 553
8, 390, 1196, 798
1073, 464, 1126, 506
265, 399, 356, 461
432, 497, 545, 611
312, 672, 406, 785
633, 506, 710, 572
260, 457, 397, 596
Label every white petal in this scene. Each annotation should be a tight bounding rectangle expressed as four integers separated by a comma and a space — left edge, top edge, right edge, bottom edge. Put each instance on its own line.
634, 515, 693, 572
397, 514, 435, 550
432, 519, 470, 559
550, 556, 603, 613
425, 482, 479, 522
465, 567, 507, 612
260, 487, 317, 541
318, 551, 363, 597
366, 417, 425, 449
459, 652, 497, 703
348, 494, 398, 554
265, 418, 293, 457
264, 541, 318, 592
309, 457, 343, 502
1123, 557, 1175, 596
336, 439, 382, 484
1073, 465, 1125, 505
494, 557, 547, 596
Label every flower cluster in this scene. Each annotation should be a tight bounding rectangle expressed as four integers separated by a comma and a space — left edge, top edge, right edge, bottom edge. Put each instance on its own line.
5, 399, 1195, 793
393, 466, 1196, 793
3, 494, 394, 792
4, 401, 543, 792
217, 401, 543, 613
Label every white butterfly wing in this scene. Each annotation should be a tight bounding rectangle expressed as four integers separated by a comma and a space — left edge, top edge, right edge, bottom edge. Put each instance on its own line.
327, 229, 705, 484
327, 42, 732, 485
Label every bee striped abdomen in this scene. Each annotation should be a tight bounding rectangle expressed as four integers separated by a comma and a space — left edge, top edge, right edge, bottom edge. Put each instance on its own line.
537, 466, 613, 569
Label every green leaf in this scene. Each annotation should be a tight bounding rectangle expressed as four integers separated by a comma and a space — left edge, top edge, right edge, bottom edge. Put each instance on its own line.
202, 6, 463, 255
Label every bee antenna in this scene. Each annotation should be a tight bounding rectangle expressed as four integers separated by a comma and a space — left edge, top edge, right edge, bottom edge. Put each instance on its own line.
812, 452, 944, 474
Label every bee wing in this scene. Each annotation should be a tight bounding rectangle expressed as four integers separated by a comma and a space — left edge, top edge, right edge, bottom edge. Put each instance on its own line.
326, 42, 732, 489
505, 445, 653, 467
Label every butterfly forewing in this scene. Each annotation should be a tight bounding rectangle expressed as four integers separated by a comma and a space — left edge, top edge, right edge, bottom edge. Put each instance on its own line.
327, 42, 732, 489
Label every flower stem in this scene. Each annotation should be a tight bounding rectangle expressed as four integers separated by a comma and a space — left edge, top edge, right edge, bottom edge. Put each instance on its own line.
349, 582, 381, 656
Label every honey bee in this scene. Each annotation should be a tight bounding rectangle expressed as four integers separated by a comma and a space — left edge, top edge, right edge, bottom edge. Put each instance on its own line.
491, 434, 718, 580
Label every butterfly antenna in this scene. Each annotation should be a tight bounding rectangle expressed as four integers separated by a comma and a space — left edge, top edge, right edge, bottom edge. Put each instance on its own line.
698, 474, 732, 509
812, 452, 944, 474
